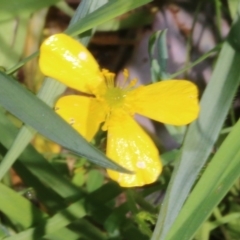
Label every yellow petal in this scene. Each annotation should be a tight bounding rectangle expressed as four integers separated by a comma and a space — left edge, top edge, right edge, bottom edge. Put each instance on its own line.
131, 80, 199, 125
39, 34, 103, 94
55, 95, 107, 141
106, 110, 162, 187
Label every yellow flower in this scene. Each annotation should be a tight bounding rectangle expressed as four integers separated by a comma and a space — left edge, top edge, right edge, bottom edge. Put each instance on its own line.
39, 34, 199, 187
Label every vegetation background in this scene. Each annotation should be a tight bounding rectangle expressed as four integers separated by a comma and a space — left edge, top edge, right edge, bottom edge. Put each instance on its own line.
0, 0, 240, 239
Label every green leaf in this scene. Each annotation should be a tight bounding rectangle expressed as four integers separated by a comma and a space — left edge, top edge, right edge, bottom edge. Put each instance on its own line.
0, 72, 128, 175
0, 0, 61, 17
67, 219, 107, 240
13, 160, 68, 213
1, 0, 150, 182
166, 119, 240, 239
43, 227, 82, 240
7, 0, 152, 74
228, 0, 239, 19
72, 170, 85, 187
96, 8, 153, 31
55, 1, 75, 18
85, 182, 123, 224
0, 13, 29, 68
152, 4, 240, 240
65, 0, 152, 36
148, 30, 169, 82
0, 108, 81, 198
86, 170, 104, 192
104, 203, 129, 233
4, 200, 86, 240
169, 44, 222, 79
0, 183, 46, 230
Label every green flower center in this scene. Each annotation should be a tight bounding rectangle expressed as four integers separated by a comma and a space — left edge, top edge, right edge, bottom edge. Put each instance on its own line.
101, 69, 136, 110
99, 69, 138, 131
104, 87, 127, 108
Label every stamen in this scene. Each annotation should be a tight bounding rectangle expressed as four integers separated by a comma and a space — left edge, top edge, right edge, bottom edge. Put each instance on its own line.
101, 69, 116, 88
123, 69, 129, 79
129, 78, 138, 88
121, 68, 129, 88
99, 68, 138, 118
117, 69, 138, 90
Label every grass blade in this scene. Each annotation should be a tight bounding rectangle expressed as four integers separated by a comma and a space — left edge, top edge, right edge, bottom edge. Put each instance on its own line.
0, 0, 150, 183
166, 118, 240, 239
4, 200, 86, 240
0, 72, 128, 174
0, 183, 46, 230
65, 0, 152, 36
152, 5, 240, 240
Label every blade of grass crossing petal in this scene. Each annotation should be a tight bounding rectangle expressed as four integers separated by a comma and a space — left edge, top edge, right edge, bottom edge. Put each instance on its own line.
166, 119, 240, 239
0, 108, 81, 198
1, 0, 148, 181
0, 77, 67, 181
151, 6, 240, 240
0, 111, 123, 221
0, 0, 112, 180
1, 0, 96, 177
0, 72, 129, 175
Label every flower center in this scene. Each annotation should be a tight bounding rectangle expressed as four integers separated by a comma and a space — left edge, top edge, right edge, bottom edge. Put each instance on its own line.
99, 69, 138, 131
101, 69, 136, 110
104, 87, 127, 108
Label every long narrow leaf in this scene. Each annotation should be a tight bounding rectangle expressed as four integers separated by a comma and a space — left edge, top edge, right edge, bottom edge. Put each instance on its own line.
0, 108, 81, 198
0, 0, 98, 180
4, 200, 86, 240
65, 0, 152, 36
0, 0, 151, 182
0, 72, 128, 173
6, 0, 152, 74
0, 183, 46, 230
166, 118, 240, 239
152, 5, 240, 240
